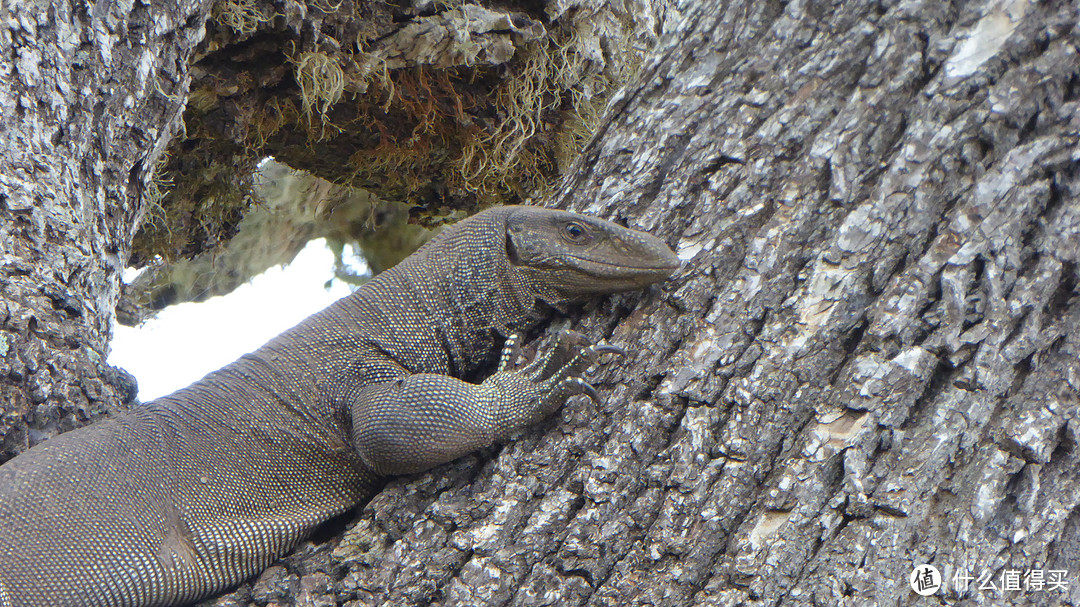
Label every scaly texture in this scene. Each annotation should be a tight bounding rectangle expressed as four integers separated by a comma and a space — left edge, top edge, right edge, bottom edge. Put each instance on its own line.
0, 206, 679, 607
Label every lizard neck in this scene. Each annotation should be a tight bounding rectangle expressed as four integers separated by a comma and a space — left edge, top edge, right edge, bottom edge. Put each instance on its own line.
225, 208, 546, 414
405, 209, 543, 371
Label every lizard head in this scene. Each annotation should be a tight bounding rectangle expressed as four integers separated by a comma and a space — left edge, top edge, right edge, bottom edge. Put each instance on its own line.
504, 207, 680, 301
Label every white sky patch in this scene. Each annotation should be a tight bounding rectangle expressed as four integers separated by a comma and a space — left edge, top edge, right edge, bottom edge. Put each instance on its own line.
109, 238, 355, 402
944, 0, 1031, 79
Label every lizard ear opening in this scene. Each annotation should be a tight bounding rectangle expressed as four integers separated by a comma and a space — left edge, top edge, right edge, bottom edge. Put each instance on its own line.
505, 229, 522, 265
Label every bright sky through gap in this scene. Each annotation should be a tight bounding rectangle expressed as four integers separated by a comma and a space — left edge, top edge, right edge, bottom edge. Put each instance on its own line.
108, 239, 356, 402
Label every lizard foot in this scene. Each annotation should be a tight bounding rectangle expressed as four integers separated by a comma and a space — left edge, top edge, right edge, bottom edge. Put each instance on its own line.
498, 331, 625, 417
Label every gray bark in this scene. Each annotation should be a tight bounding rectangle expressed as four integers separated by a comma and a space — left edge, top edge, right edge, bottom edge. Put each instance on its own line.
0, 0, 212, 458
217, 0, 1080, 605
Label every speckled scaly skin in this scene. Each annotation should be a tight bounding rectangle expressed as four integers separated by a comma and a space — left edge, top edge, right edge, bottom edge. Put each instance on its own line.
0, 206, 679, 607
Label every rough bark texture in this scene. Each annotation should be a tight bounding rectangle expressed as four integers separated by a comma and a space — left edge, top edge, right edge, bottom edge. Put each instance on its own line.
534, 1, 1080, 604
0, 0, 212, 458
195, 0, 1080, 605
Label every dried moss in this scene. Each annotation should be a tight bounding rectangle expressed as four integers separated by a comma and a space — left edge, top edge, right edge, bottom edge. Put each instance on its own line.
212, 0, 271, 36
295, 51, 346, 117
131, 0, 656, 272
129, 139, 256, 266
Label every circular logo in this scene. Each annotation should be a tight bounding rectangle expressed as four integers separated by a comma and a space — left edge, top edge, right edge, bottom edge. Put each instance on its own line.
910, 564, 942, 596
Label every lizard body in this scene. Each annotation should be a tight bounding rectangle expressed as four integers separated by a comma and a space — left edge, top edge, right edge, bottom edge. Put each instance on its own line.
0, 206, 678, 607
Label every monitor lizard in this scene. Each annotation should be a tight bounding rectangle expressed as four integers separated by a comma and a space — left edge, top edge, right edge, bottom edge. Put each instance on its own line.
0, 205, 679, 607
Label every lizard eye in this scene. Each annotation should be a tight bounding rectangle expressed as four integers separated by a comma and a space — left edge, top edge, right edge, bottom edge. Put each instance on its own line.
562, 221, 589, 244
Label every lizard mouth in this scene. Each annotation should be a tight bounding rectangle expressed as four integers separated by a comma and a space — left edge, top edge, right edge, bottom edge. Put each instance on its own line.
566, 254, 681, 273
560, 254, 680, 290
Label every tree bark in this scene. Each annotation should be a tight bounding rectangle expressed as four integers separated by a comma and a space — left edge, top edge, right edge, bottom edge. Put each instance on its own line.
225, 0, 1079, 605
0, 0, 212, 458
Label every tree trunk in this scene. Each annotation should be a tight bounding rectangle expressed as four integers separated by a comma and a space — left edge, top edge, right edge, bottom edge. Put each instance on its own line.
237, 0, 1078, 605
0, 0, 212, 459
3, 0, 1079, 606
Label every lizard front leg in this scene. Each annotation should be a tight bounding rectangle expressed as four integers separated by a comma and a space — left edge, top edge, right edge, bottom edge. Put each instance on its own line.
350, 335, 622, 476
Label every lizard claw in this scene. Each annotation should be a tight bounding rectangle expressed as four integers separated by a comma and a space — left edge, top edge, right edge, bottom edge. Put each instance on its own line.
574, 379, 601, 404
539, 377, 601, 414
591, 344, 626, 358
558, 377, 600, 403
497, 332, 625, 419
531, 338, 624, 414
